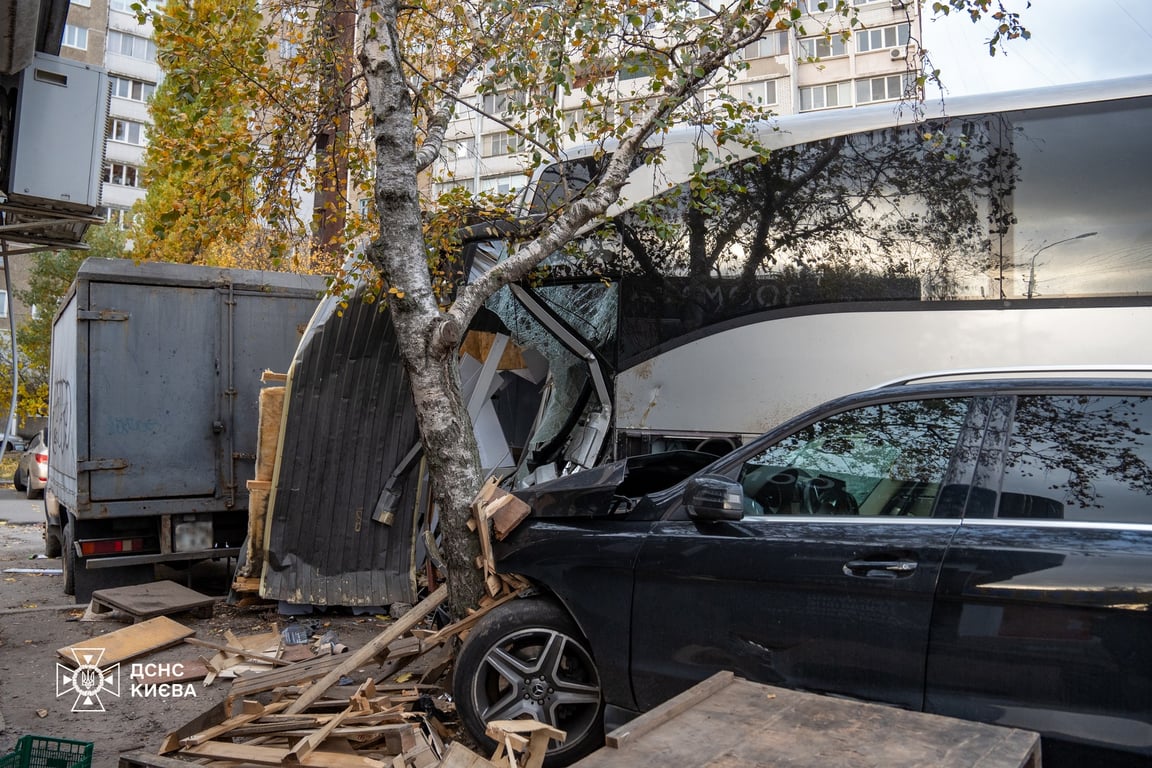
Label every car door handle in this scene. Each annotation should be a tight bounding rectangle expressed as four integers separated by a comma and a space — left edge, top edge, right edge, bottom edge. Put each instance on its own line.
843, 559, 918, 578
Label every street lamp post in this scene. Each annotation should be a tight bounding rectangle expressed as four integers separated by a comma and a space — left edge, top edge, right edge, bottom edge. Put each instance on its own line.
1025, 231, 1098, 299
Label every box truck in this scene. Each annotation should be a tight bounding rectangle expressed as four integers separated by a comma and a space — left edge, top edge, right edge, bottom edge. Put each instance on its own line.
45, 258, 323, 601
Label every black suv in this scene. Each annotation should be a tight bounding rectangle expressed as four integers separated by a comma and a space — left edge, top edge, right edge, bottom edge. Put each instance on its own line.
453, 376, 1152, 767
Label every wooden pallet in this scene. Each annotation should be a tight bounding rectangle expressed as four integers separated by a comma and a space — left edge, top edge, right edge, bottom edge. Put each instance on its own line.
576, 671, 1042, 768
89, 580, 215, 623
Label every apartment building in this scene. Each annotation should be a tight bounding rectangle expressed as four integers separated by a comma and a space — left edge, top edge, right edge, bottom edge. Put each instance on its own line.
433, 0, 921, 197
53, 0, 917, 229
58, 0, 160, 230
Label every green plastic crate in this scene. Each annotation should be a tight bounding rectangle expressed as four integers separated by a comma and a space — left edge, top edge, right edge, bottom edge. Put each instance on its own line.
0, 737, 93, 768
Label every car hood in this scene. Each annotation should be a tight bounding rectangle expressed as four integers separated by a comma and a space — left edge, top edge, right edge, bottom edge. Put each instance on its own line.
513, 450, 719, 518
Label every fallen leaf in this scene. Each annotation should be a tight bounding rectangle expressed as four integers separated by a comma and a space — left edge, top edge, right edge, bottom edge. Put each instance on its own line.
395, 673, 413, 684
36, 709, 48, 718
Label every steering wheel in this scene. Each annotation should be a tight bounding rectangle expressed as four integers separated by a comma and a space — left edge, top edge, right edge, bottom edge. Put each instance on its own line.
747, 467, 809, 514
802, 474, 859, 515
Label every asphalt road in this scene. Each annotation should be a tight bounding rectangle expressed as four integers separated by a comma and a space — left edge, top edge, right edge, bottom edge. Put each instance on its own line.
0, 485, 44, 526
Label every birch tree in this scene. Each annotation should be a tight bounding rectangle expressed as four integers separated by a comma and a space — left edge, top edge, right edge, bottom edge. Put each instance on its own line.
135, 0, 1028, 615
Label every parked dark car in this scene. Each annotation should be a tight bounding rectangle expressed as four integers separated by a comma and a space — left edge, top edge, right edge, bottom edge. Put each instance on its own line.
453, 376, 1152, 768
13, 430, 47, 500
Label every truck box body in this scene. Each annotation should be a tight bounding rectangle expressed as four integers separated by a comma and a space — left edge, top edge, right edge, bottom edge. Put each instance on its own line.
47, 258, 323, 600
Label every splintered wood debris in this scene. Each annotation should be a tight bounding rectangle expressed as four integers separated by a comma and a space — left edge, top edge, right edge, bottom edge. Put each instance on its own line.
121, 481, 557, 768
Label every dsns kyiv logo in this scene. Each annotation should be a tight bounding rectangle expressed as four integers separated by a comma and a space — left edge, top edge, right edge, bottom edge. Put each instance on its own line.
56, 648, 120, 712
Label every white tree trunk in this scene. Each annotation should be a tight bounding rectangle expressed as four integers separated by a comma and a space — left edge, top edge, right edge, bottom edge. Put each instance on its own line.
358, 0, 485, 616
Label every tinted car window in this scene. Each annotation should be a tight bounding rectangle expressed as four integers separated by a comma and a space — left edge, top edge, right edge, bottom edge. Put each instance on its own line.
996, 394, 1152, 524
738, 398, 971, 517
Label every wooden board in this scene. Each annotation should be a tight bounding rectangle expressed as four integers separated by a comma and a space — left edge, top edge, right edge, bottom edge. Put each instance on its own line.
577, 673, 1042, 768
439, 742, 500, 768
89, 580, 215, 621
57, 615, 195, 667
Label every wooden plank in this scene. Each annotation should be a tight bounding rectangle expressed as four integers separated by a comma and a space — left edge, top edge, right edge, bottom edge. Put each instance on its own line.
180, 740, 388, 768
184, 637, 292, 666
57, 615, 195, 667
422, 589, 520, 646
180, 701, 289, 747
283, 584, 447, 714
286, 701, 357, 764
604, 670, 733, 748
472, 498, 495, 579
226, 655, 347, 701
438, 742, 501, 768
89, 580, 215, 621
159, 699, 229, 754
487, 720, 567, 768
119, 750, 206, 768
488, 493, 532, 541
578, 676, 1041, 768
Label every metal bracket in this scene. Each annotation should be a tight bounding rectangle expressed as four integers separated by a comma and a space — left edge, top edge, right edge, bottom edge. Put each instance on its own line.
77, 458, 129, 471
77, 309, 130, 321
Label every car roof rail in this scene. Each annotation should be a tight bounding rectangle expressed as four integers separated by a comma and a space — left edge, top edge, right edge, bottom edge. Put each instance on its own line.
875, 365, 1152, 389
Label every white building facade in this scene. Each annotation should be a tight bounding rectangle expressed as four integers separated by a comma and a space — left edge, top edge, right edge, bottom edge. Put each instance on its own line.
433, 0, 921, 197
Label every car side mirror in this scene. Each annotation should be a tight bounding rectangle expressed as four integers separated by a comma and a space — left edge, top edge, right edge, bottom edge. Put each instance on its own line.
685, 475, 745, 522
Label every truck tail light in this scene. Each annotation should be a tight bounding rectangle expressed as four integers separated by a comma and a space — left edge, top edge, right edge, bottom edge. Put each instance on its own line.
79, 538, 148, 556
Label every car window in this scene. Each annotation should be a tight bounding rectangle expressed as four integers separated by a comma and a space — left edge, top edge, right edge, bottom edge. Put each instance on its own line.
992, 394, 1152, 524
737, 398, 972, 517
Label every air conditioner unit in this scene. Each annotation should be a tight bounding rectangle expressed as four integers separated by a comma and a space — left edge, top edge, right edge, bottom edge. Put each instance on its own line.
4, 52, 108, 210
890, 48, 904, 60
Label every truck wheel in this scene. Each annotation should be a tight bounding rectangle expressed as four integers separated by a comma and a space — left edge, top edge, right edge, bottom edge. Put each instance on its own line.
62, 522, 76, 596
44, 514, 62, 558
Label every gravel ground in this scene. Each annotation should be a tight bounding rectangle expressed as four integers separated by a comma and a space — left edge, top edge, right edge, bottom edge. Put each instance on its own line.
0, 519, 439, 768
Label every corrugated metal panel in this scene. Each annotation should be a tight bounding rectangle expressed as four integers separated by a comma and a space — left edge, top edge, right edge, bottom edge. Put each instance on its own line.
261, 288, 421, 607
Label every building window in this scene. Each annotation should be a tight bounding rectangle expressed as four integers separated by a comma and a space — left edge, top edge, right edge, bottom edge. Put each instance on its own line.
0, 291, 8, 320
110, 119, 147, 145
109, 76, 156, 103
108, 30, 157, 62
731, 79, 778, 106
855, 74, 909, 104
479, 174, 522, 195
857, 23, 911, 52
110, 0, 135, 11
106, 207, 135, 228
799, 35, 847, 59
63, 25, 88, 51
481, 92, 508, 115
482, 132, 521, 157
446, 139, 477, 159
741, 30, 788, 60
103, 163, 143, 188
799, 81, 851, 111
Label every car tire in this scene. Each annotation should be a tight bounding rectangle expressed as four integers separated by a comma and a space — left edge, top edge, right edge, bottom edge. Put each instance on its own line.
453, 598, 604, 768
25, 472, 41, 500
12, 466, 24, 492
